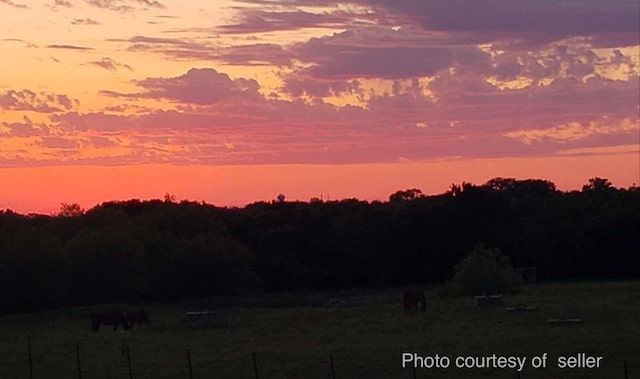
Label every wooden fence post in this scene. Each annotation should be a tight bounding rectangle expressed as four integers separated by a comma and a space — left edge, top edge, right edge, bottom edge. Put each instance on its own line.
27, 340, 33, 379
329, 355, 336, 379
76, 343, 82, 379
186, 349, 194, 379
126, 345, 133, 379
252, 352, 259, 379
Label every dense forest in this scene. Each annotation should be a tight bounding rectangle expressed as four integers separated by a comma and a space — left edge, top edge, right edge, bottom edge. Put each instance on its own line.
0, 177, 638, 314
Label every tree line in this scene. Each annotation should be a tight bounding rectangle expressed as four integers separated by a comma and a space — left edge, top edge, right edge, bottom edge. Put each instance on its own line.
0, 177, 638, 314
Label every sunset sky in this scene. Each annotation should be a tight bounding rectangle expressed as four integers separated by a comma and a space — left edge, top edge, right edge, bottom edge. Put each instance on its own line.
1, 0, 638, 214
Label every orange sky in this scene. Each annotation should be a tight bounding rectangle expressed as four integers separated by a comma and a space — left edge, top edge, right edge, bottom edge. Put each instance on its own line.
0, 0, 638, 214
2, 149, 637, 214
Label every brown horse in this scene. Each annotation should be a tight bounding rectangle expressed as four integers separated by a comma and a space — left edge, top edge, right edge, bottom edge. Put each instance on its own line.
91, 311, 130, 331
403, 289, 426, 312
126, 309, 151, 328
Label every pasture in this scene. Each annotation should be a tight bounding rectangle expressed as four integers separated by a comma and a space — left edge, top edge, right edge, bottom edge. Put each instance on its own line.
0, 281, 638, 378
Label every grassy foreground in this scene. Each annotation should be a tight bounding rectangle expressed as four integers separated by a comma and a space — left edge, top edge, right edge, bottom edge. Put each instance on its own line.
0, 281, 638, 379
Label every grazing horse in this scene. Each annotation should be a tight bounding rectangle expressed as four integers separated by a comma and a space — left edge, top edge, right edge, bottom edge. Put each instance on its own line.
91, 311, 130, 331
403, 289, 426, 312
126, 309, 151, 328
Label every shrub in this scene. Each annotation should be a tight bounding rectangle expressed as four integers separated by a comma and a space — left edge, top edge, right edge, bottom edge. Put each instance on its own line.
448, 242, 522, 296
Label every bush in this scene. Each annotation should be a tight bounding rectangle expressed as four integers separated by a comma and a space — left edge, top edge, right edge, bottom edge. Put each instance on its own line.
448, 242, 522, 296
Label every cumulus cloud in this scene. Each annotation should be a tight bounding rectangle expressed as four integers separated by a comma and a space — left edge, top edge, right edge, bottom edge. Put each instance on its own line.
0, 116, 51, 137
45, 61, 636, 165
105, 68, 262, 105
0, 89, 78, 113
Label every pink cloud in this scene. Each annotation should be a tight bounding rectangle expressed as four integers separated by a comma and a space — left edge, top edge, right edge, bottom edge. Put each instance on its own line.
0, 89, 77, 113
1, 116, 51, 137
105, 68, 262, 105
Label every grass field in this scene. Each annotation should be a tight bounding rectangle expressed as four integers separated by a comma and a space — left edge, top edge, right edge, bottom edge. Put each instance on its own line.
0, 281, 638, 379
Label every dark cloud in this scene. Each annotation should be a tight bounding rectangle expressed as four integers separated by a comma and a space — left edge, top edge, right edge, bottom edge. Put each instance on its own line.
101, 68, 262, 105
85, 0, 165, 11
54, 0, 73, 7
114, 35, 292, 66
89, 136, 119, 148
218, 9, 351, 34
136, 68, 261, 104
88, 57, 133, 71
1, 38, 38, 48
0, 116, 50, 137
72, 18, 100, 25
231, 0, 639, 48
108, 35, 218, 61
289, 28, 486, 80
98, 89, 141, 99
47, 44, 94, 51
220, 43, 292, 66
367, 0, 639, 46
125, 35, 206, 50
283, 77, 362, 97
0, 89, 77, 113
0, 0, 27, 9
38, 136, 80, 149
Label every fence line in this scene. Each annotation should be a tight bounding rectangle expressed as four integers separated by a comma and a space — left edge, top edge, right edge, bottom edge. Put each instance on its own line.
13, 342, 638, 378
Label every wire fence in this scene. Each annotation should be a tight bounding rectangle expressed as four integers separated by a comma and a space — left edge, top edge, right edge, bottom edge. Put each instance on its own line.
0, 341, 635, 379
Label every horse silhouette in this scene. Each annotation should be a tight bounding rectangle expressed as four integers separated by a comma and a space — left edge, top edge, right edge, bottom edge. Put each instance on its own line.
126, 309, 151, 328
91, 311, 130, 331
403, 289, 426, 312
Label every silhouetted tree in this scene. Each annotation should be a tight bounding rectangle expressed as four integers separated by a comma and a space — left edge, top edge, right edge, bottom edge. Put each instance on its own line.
389, 188, 423, 202
57, 202, 84, 217
582, 177, 614, 192
448, 242, 522, 296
